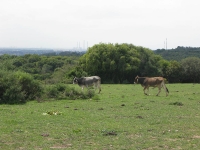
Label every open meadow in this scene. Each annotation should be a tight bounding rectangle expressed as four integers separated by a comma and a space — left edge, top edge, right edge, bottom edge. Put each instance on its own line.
0, 83, 200, 149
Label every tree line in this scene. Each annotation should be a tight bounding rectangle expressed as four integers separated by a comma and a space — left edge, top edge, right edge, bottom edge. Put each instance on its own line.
154, 46, 200, 61
1, 43, 200, 104
1, 43, 200, 84
0, 54, 91, 104
74, 43, 200, 83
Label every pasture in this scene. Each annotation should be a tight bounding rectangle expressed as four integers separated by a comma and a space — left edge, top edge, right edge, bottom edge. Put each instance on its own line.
0, 84, 200, 149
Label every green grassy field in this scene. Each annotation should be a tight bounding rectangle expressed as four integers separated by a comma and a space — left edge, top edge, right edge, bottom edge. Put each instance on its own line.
0, 84, 200, 150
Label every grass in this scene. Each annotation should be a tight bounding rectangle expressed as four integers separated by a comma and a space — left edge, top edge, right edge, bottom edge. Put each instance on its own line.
1, 83, 200, 149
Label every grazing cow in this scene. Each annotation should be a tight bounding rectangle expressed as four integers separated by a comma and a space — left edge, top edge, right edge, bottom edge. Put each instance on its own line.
134, 75, 169, 96
73, 76, 101, 93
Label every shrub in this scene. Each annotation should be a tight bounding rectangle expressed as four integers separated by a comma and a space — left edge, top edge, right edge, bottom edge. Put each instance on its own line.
45, 85, 59, 98
14, 71, 43, 100
0, 70, 98, 104
0, 73, 25, 104
56, 83, 66, 92
44, 83, 96, 100
64, 86, 95, 100
0, 71, 43, 104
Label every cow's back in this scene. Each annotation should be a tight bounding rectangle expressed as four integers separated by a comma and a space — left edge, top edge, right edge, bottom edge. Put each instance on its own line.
91, 76, 101, 80
83, 76, 101, 86
144, 77, 163, 86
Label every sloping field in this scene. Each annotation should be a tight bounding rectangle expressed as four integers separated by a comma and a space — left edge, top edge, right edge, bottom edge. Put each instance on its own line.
0, 84, 200, 149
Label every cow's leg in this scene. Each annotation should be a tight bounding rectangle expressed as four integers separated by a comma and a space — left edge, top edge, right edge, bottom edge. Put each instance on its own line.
161, 82, 169, 96
93, 83, 97, 92
96, 81, 101, 93
143, 86, 148, 95
147, 87, 150, 95
94, 81, 101, 94
98, 84, 101, 93
165, 87, 169, 96
156, 86, 161, 96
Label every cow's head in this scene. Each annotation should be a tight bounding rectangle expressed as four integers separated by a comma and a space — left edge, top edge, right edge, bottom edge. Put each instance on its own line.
134, 75, 139, 84
73, 77, 78, 84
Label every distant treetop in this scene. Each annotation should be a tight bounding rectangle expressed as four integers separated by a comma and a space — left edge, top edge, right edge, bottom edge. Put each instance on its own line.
154, 46, 200, 61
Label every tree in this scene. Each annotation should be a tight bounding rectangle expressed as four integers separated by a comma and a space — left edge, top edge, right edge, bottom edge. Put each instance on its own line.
158, 59, 170, 77
79, 43, 165, 83
0, 71, 42, 104
166, 60, 182, 83
137, 47, 164, 77
180, 57, 200, 83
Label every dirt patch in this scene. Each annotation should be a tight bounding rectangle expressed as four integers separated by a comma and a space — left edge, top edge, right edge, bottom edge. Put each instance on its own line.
193, 135, 200, 139
50, 144, 72, 149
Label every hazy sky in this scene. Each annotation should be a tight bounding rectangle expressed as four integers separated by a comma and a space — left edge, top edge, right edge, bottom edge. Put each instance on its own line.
0, 0, 199, 50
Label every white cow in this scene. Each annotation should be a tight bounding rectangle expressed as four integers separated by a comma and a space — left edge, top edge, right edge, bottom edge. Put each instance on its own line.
73, 76, 101, 93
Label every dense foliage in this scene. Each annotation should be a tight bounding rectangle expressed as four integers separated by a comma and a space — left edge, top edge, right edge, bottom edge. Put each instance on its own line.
0, 54, 79, 83
77, 43, 200, 83
79, 43, 161, 83
0, 54, 94, 104
154, 46, 200, 61
0, 71, 42, 104
1, 43, 200, 104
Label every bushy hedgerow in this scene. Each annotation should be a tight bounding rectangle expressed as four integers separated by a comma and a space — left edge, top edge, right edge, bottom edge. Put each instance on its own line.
64, 85, 95, 100
44, 83, 95, 100
14, 71, 43, 100
0, 71, 43, 104
0, 70, 97, 104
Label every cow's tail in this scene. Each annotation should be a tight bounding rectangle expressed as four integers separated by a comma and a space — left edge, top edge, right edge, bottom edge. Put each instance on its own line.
162, 81, 169, 96
166, 87, 169, 93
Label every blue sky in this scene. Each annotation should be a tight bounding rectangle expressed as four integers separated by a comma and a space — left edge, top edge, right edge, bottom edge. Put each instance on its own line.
0, 0, 199, 50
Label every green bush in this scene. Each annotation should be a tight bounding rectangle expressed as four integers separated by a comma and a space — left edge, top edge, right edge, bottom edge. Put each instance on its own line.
0, 71, 43, 104
44, 83, 71, 99
14, 71, 43, 100
0, 73, 25, 104
64, 86, 95, 100
44, 83, 96, 100
45, 86, 59, 98
0, 70, 97, 104
55, 83, 66, 92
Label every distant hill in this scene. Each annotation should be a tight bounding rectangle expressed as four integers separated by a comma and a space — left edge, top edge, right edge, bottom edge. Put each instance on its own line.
154, 46, 200, 61
0, 48, 86, 56
2, 46, 200, 61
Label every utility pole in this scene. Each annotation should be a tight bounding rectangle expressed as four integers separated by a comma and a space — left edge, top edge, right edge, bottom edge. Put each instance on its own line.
164, 41, 165, 49
87, 41, 88, 50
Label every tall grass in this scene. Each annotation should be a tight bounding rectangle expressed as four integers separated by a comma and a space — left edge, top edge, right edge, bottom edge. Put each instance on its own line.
0, 84, 200, 149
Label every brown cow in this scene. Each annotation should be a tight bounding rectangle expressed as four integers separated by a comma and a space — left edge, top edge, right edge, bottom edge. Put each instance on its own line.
134, 75, 169, 96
